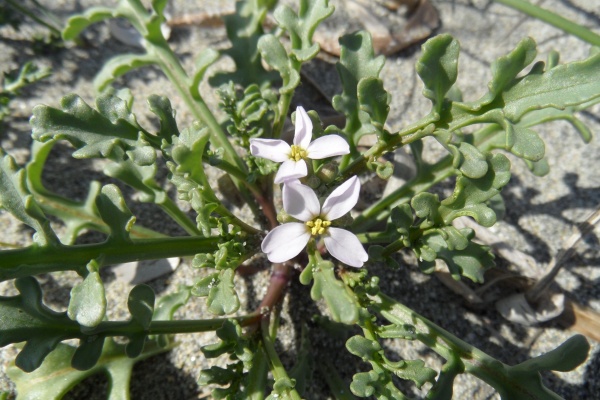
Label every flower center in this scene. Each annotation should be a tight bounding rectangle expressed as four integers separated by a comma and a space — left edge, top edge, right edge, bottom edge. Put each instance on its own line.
289, 145, 307, 162
306, 217, 331, 236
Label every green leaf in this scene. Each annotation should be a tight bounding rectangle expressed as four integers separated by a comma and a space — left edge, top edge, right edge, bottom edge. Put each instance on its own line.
207, 268, 240, 316
198, 366, 238, 386
210, 0, 277, 88
346, 335, 381, 362
416, 34, 459, 114
258, 34, 301, 94
62, 6, 115, 40
512, 334, 589, 374
31, 93, 151, 159
456, 142, 488, 179
502, 47, 600, 121
201, 320, 252, 363
439, 153, 511, 227
476, 37, 537, 108
0, 152, 58, 246
420, 229, 494, 283
2, 61, 51, 94
333, 31, 386, 140
128, 284, 155, 330
0, 277, 78, 372
273, 0, 334, 62
358, 77, 390, 130
309, 260, 359, 324
152, 286, 191, 321
504, 123, 545, 162
190, 48, 220, 96
350, 370, 408, 399
67, 260, 106, 328
95, 184, 136, 242
8, 339, 171, 400
94, 53, 157, 92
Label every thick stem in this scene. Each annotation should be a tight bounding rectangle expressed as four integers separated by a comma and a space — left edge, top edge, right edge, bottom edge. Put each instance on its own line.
0, 236, 219, 281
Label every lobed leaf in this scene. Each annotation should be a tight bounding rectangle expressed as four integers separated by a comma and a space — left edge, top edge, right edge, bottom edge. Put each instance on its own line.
95, 184, 136, 242
258, 34, 301, 94
273, 0, 334, 62
502, 48, 600, 121
209, 0, 277, 88
8, 339, 170, 400
416, 34, 459, 114
30, 93, 153, 159
0, 152, 58, 246
333, 31, 386, 140
304, 260, 359, 324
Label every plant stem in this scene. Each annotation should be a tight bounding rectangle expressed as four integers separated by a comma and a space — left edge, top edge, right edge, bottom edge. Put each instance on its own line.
0, 236, 219, 281
160, 197, 201, 236
5, 0, 62, 36
352, 157, 454, 232
261, 317, 303, 400
148, 43, 244, 172
494, 0, 600, 46
87, 313, 260, 336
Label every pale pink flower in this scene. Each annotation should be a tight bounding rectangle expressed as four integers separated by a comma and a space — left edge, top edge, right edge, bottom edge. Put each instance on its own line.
249, 106, 349, 183
261, 176, 368, 268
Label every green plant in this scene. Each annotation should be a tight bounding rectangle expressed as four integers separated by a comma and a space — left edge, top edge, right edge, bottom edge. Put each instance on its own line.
0, 0, 598, 398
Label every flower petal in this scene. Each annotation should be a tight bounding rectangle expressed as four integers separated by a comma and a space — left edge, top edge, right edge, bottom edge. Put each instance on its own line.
293, 106, 313, 149
261, 223, 310, 263
306, 135, 350, 159
324, 227, 368, 268
283, 180, 320, 221
274, 159, 307, 184
250, 139, 290, 162
321, 176, 361, 220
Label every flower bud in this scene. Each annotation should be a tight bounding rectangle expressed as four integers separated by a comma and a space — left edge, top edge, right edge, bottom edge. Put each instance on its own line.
317, 162, 339, 183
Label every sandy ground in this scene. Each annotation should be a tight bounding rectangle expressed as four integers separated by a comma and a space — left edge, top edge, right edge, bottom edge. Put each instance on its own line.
1, 0, 599, 398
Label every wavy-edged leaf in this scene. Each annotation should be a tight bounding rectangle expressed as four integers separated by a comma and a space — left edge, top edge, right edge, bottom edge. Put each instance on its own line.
0, 277, 79, 372
94, 53, 157, 92
502, 48, 600, 121
62, 6, 115, 40
416, 34, 459, 114
201, 319, 252, 363
273, 0, 334, 62
305, 260, 359, 324
0, 152, 58, 246
420, 229, 494, 282
332, 31, 387, 142
95, 184, 136, 242
8, 339, 171, 400
67, 260, 106, 328
439, 153, 511, 227
258, 34, 301, 94
207, 268, 240, 316
31, 93, 153, 159
190, 48, 220, 96
476, 37, 537, 108
209, 0, 277, 88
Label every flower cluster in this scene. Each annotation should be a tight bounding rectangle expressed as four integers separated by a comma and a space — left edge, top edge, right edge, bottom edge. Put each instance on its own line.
251, 106, 367, 268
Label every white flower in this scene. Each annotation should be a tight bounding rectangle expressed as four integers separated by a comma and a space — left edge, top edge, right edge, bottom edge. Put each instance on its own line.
249, 106, 350, 183
261, 176, 368, 268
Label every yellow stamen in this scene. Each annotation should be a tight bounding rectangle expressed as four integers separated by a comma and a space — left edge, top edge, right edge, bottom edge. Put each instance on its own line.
289, 145, 307, 162
306, 218, 331, 236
